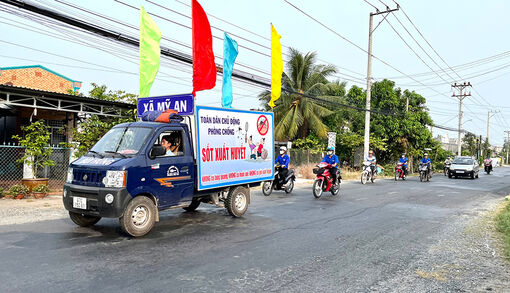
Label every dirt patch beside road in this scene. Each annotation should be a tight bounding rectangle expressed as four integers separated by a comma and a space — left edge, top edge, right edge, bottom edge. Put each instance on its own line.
370, 198, 510, 292
0, 195, 67, 226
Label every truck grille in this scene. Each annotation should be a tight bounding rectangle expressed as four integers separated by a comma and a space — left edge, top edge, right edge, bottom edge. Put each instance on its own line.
73, 169, 105, 187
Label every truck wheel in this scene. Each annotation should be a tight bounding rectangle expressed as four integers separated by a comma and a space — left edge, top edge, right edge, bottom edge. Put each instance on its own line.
226, 186, 249, 217
262, 181, 273, 196
183, 199, 201, 212
69, 211, 101, 227
119, 196, 156, 237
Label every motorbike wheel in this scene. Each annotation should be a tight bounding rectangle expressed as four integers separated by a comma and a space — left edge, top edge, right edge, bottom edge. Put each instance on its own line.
444, 168, 447, 176
420, 172, 424, 182
371, 173, 375, 183
331, 182, 340, 196
284, 180, 294, 194
361, 172, 368, 185
394, 171, 399, 181
262, 181, 273, 196
313, 179, 323, 198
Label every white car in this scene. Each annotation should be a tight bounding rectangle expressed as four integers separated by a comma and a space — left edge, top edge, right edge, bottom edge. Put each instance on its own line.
449, 156, 479, 179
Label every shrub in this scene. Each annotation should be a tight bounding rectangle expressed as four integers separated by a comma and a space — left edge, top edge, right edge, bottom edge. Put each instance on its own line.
33, 184, 50, 194
12, 120, 54, 179
9, 184, 30, 196
0, 187, 4, 198
496, 201, 510, 259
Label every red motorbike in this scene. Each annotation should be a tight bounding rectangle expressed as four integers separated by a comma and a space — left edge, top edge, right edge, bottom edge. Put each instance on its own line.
394, 162, 406, 181
312, 162, 341, 198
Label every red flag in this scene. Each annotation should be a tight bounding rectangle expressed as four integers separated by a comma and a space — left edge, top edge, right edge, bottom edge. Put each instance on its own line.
192, 0, 216, 96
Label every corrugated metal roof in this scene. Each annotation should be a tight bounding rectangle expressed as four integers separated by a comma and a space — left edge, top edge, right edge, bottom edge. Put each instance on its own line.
0, 84, 135, 108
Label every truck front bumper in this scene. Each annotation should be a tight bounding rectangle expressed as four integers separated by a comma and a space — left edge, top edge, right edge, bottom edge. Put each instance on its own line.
63, 184, 132, 218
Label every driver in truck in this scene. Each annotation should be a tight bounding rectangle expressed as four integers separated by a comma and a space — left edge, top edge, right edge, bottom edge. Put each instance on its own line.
161, 135, 175, 156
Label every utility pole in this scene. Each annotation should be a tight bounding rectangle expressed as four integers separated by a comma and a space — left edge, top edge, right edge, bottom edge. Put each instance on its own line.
505, 131, 510, 164
451, 82, 472, 156
363, 4, 399, 159
487, 110, 500, 145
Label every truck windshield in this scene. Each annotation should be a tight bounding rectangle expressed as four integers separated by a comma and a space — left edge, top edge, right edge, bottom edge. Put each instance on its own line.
90, 127, 152, 155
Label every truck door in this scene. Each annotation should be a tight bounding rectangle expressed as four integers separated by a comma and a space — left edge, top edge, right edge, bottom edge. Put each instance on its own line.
147, 127, 194, 206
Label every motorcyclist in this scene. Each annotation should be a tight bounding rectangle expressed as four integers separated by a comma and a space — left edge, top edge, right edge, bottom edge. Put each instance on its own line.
274, 146, 290, 183
365, 150, 377, 177
444, 156, 452, 165
420, 153, 431, 173
398, 153, 408, 178
321, 146, 339, 184
484, 155, 493, 171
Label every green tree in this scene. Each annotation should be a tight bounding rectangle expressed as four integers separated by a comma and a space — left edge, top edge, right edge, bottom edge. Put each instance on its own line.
259, 48, 339, 140
13, 120, 55, 179
329, 80, 437, 166
482, 138, 491, 158
66, 83, 137, 157
462, 133, 478, 156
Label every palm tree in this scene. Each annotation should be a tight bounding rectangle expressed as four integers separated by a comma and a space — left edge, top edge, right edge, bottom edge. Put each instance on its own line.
259, 48, 339, 140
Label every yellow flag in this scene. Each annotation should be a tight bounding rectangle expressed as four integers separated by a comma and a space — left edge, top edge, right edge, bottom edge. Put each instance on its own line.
269, 23, 283, 108
139, 6, 161, 98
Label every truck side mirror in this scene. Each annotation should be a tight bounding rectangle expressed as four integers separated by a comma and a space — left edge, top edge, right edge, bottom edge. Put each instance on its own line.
149, 146, 166, 159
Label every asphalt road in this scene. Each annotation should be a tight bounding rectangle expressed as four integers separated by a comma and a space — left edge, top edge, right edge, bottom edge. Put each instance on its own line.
1, 168, 510, 292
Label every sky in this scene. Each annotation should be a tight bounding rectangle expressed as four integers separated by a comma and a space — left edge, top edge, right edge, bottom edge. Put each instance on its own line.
1, 0, 510, 145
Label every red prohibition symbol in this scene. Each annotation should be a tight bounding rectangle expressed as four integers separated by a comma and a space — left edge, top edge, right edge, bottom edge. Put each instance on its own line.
257, 115, 269, 136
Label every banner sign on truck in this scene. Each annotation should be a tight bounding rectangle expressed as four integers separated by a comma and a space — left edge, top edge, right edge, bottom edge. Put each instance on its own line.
196, 106, 274, 190
137, 93, 194, 117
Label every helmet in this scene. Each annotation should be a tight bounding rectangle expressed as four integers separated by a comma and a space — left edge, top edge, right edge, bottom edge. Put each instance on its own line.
280, 146, 287, 152
368, 150, 374, 154
401, 153, 406, 156
424, 153, 428, 156
327, 146, 334, 152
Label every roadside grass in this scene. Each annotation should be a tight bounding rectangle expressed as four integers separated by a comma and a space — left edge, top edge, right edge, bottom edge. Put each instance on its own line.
495, 198, 510, 259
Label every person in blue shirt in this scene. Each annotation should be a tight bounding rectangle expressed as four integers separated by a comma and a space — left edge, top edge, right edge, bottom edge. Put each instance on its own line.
398, 153, 408, 177
275, 146, 290, 182
421, 153, 432, 173
322, 146, 339, 184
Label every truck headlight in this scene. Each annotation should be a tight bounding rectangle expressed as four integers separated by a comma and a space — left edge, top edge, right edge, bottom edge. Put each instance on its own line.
102, 170, 127, 188
66, 168, 73, 183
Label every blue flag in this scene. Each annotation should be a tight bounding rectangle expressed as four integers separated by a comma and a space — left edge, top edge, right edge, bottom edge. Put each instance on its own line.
222, 33, 238, 108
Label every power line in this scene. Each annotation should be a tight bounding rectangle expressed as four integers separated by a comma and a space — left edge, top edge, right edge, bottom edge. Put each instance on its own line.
282, 0, 452, 100
379, 10, 451, 85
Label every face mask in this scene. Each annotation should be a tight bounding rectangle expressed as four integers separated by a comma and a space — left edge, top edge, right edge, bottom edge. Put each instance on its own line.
280, 150, 284, 155
327, 151, 333, 155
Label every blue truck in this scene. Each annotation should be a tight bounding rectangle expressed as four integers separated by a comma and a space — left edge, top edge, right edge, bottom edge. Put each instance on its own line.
63, 106, 275, 237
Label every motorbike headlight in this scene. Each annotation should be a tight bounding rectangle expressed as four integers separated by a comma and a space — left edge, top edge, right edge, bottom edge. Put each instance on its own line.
66, 168, 73, 183
102, 170, 127, 188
